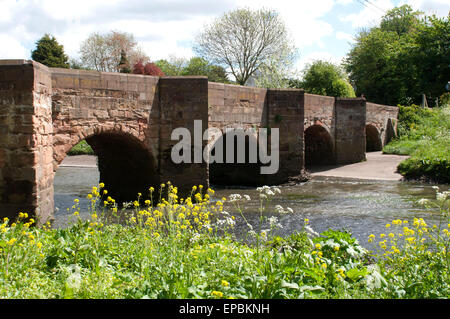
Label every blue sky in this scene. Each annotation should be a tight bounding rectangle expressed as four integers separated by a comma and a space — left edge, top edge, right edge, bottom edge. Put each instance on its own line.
0, 0, 448, 74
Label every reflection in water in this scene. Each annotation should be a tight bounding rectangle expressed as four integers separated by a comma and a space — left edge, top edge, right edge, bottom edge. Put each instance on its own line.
53, 165, 445, 248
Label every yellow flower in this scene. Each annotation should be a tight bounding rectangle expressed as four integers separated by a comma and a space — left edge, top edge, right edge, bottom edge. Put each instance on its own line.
99, 183, 105, 188
386, 224, 391, 228
315, 243, 321, 250
211, 291, 223, 298
221, 280, 229, 287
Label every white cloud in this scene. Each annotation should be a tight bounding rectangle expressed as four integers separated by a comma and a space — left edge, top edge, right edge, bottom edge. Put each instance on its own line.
336, 0, 353, 4
8, 0, 445, 66
296, 51, 346, 74
0, 34, 28, 58
238, 0, 336, 48
336, 31, 355, 43
401, 0, 450, 16
340, 0, 395, 28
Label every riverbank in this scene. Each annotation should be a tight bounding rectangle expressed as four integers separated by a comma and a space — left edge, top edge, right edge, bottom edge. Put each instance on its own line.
309, 151, 408, 181
382, 105, 450, 184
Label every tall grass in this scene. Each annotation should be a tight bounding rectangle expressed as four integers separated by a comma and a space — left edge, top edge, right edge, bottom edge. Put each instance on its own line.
0, 183, 448, 299
383, 105, 450, 183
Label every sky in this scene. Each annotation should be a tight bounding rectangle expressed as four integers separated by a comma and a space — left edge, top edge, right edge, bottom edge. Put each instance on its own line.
0, 0, 448, 73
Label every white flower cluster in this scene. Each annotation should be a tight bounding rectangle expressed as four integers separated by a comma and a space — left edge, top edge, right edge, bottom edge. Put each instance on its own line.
229, 194, 242, 202
229, 194, 251, 202
268, 216, 283, 229
274, 204, 293, 215
256, 185, 281, 199
417, 186, 450, 207
216, 216, 236, 227
305, 225, 319, 238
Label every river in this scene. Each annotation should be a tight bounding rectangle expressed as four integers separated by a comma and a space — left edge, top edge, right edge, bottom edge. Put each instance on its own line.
53, 158, 447, 249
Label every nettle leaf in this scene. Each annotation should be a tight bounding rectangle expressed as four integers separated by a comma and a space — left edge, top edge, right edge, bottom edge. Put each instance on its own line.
299, 285, 325, 294
281, 281, 299, 289
346, 267, 368, 282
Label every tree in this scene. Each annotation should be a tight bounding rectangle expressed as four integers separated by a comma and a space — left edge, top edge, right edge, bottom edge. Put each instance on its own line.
344, 5, 449, 105
294, 60, 355, 97
143, 63, 165, 76
155, 55, 187, 76
118, 50, 131, 73
79, 31, 149, 72
413, 14, 450, 103
181, 57, 230, 83
194, 8, 297, 85
253, 47, 299, 88
132, 61, 165, 76
132, 61, 145, 75
31, 34, 69, 68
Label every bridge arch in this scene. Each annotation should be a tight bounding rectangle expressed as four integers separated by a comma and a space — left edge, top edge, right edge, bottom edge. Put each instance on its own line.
208, 129, 266, 186
54, 128, 159, 204
304, 124, 334, 166
365, 124, 382, 152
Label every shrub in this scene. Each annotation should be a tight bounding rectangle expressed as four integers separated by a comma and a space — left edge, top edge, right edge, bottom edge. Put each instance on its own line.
383, 105, 450, 182
67, 140, 94, 156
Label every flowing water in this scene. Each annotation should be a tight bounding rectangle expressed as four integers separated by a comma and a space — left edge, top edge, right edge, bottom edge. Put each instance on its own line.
53, 165, 447, 249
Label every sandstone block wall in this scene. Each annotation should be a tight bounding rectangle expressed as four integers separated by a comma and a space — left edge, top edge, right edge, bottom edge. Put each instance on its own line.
334, 98, 367, 164
0, 60, 53, 223
366, 102, 399, 147
159, 77, 209, 191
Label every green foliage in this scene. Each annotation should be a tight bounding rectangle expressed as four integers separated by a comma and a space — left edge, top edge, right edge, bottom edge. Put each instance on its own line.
31, 34, 70, 68
293, 60, 355, 97
383, 105, 450, 182
155, 59, 184, 76
345, 5, 449, 105
0, 184, 448, 299
156, 57, 231, 83
67, 140, 94, 156
181, 57, 230, 83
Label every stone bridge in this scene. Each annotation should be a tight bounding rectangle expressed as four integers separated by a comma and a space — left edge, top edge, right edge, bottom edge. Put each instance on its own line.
0, 60, 398, 223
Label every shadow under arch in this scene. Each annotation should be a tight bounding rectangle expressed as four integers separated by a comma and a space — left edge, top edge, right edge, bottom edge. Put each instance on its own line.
56, 131, 159, 204
365, 124, 382, 152
208, 129, 266, 186
304, 124, 334, 166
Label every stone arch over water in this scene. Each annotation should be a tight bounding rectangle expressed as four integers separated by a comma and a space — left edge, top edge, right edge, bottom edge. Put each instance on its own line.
55, 130, 159, 204
365, 124, 382, 152
304, 124, 334, 166
208, 129, 266, 186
